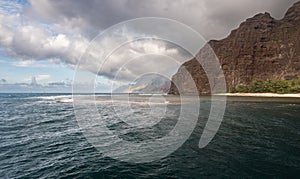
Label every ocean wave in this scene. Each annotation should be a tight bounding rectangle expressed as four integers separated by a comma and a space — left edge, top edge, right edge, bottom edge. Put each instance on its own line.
29, 95, 73, 103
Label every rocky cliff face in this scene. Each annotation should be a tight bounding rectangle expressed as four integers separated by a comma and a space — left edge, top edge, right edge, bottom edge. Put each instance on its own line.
169, 1, 300, 94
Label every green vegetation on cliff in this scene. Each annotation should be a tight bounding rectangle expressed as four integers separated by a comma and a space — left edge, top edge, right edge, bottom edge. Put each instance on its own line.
230, 77, 300, 94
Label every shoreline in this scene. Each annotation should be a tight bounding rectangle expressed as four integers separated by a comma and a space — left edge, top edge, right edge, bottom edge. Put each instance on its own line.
215, 93, 300, 98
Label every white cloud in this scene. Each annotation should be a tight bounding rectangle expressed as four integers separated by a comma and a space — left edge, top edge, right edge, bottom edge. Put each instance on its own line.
11, 60, 50, 68
73, 27, 190, 81
36, 74, 51, 81
12, 60, 35, 67
0, 14, 14, 46
22, 74, 51, 83
8, 23, 88, 64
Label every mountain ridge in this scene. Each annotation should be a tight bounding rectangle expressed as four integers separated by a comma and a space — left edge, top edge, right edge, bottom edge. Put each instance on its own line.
169, 1, 300, 94
113, 74, 170, 93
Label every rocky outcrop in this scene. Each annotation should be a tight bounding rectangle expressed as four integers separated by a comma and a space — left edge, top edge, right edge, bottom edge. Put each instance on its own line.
169, 1, 300, 94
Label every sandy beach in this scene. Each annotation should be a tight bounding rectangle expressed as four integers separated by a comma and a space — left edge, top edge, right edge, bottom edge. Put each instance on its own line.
216, 93, 300, 98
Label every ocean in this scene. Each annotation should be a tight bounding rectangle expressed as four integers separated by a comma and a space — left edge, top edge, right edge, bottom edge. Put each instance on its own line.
0, 93, 299, 178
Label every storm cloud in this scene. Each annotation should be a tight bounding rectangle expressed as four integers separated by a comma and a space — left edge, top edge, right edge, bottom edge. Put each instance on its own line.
25, 0, 298, 39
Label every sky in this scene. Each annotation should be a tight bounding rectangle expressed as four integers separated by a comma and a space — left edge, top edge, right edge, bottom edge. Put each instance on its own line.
0, 0, 298, 92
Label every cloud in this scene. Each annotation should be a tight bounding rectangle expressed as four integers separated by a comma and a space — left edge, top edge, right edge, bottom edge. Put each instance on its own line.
25, 0, 299, 39
12, 60, 33, 67
47, 82, 66, 86
12, 60, 52, 68
36, 74, 51, 81
0, 82, 73, 93
77, 28, 190, 81
57, 24, 192, 81
0, 0, 298, 83
0, 0, 24, 15
100, 41, 187, 81
22, 74, 51, 83
0, 80, 110, 93
0, 15, 89, 65
12, 60, 37, 67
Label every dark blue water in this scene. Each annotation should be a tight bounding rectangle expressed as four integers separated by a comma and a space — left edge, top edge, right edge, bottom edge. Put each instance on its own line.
0, 93, 299, 178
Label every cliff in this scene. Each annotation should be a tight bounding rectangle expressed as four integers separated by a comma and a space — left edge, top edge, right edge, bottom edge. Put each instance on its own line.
169, 1, 300, 94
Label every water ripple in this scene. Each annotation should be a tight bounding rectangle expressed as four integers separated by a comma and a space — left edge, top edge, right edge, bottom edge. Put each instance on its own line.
0, 94, 299, 178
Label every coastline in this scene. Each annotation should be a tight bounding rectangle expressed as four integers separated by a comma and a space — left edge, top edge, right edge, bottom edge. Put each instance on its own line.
216, 93, 300, 98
